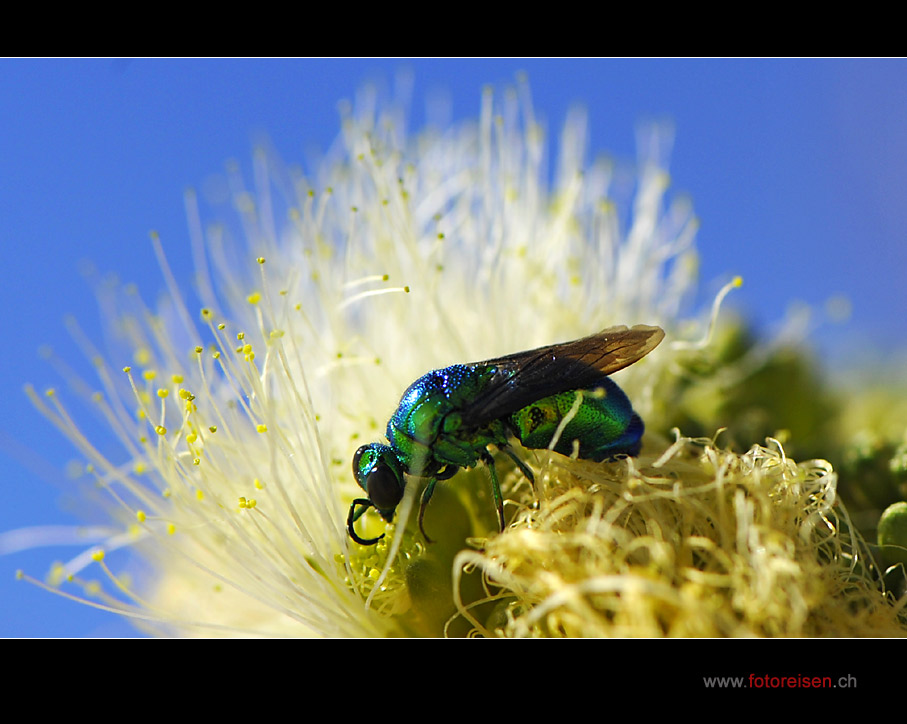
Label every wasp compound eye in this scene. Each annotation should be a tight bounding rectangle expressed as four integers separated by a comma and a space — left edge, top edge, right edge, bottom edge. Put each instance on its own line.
366, 464, 403, 512
352, 445, 370, 487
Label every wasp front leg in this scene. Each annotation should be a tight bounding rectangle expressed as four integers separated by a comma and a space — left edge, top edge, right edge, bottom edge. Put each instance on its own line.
417, 479, 437, 543
481, 451, 506, 534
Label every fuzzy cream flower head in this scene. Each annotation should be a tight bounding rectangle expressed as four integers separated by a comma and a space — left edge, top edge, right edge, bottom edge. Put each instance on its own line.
18, 80, 903, 637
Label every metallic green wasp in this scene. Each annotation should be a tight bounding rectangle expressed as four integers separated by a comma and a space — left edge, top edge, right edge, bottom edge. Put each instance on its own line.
348, 324, 664, 545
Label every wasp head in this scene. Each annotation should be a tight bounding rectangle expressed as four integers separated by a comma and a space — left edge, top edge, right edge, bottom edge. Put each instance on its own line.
348, 443, 406, 545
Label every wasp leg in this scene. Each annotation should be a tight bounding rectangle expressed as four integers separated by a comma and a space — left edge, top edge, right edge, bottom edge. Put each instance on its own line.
500, 445, 535, 488
347, 498, 384, 546
482, 451, 506, 533
418, 478, 438, 543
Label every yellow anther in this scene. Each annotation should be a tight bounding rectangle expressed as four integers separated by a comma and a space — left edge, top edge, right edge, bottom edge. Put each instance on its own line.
237, 332, 245, 340
157, 388, 169, 398
247, 499, 257, 508
171, 374, 184, 384
256, 424, 268, 433
243, 344, 252, 354
167, 523, 176, 535
194, 346, 203, 354
196, 489, 204, 501
92, 392, 102, 402
133, 462, 147, 474
253, 478, 264, 489
136, 510, 146, 522
403, 286, 410, 293
193, 458, 200, 465
143, 370, 157, 381
212, 351, 220, 359
218, 323, 225, 330
247, 292, 261, 305
91, 549, 105, 562
186, 432, 197, 444
49, 563, 65, 585
238, 496, 247, 508
123, 366, 132, 373
155, 425, 167, 436
201, 308, 212, 319
257, 257, 265, 264
732, 275, 743, 287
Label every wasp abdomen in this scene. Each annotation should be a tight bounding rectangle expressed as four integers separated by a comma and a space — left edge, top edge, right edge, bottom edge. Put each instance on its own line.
508, 377, 643, 461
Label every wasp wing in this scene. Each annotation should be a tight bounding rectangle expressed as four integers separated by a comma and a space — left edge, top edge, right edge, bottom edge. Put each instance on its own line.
459, 324, 664, 428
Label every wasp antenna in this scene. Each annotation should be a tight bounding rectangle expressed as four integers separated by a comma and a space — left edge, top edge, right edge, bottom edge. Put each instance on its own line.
347, 498, 384, 546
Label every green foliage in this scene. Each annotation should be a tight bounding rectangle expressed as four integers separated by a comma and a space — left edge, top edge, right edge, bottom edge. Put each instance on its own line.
658, 320, 837, 462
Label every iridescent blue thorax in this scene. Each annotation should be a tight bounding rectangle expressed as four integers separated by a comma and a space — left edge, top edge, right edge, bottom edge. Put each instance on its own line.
386, 364, 505, 476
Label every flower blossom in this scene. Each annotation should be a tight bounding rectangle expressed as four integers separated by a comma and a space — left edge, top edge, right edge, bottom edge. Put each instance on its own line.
15, 80, 905, 637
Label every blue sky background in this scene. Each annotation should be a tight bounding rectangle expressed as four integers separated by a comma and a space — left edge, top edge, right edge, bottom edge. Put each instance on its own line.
2, 59, 906, 637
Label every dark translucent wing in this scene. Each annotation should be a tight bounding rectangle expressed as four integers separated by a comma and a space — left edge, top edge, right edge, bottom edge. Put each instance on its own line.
459, 324, 664, 427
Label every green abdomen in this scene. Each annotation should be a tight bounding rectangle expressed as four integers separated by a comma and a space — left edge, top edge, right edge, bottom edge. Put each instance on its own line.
508, 377, 643, 461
